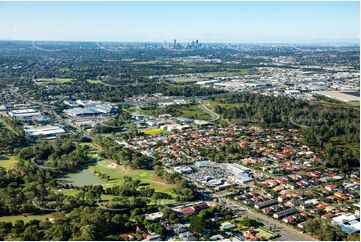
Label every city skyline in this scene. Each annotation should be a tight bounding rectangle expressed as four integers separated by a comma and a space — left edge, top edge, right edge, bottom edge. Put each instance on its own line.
0, 1, 360, 43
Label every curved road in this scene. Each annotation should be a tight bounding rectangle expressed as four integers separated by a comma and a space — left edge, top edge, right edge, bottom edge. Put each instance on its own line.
198, 99, 220, 122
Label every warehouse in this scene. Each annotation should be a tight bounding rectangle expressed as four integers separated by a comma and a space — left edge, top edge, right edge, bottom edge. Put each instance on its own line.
23, 125, 65, 138
8, 109, 42, 121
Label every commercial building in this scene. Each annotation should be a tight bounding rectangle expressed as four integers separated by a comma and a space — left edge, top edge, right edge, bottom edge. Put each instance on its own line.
227, 163, 254, 184
194, 120, 212, 126
64, 103, 117, 117
160, 124, 190, 131
174, 165, 194, 174
332, 213, 361, 234
144, 212, 163, 221
76, 100, 103, 107
195, 160, 210, 168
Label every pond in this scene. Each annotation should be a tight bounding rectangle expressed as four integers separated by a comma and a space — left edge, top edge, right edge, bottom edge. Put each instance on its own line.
58, 169, 106, 187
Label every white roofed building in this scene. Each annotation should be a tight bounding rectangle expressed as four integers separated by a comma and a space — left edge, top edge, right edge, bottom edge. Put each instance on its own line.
23, 125, 65, 138
332, 213, 361, 234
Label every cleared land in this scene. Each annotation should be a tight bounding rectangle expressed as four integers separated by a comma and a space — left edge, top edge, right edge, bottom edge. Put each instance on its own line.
204, 69, 250, 77
87, 79, 103, 84
142, 128, 167, 135
167, 76, 200, 84
140, 104, 212, 120
34, 78, 73, 85
314, 91, 360, 103
0, 155, 19, 170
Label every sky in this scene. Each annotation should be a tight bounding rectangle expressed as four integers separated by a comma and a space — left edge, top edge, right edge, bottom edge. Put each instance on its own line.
0, 1, 359, 43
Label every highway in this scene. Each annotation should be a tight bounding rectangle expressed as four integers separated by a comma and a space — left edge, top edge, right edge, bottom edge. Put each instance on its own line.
113, 91, 239, 105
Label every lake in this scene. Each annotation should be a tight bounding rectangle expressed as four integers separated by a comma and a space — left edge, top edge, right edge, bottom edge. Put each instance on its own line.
58, 169, 105, 187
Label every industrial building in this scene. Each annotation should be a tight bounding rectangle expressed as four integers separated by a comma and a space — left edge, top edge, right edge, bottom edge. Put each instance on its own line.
23, 125, 65, 138
8, 109, 45, 121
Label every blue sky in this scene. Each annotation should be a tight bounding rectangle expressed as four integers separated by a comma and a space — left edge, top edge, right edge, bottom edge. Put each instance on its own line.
0, 1, 359, 43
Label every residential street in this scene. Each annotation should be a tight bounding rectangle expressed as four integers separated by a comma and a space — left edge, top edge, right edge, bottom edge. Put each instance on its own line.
223, 199, 317, 241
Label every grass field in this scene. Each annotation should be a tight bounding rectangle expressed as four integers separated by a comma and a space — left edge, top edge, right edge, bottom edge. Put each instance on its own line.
55, 189, 81, 197
255, 227, 279, 239
34, 78, 73, 85
0, 155, 19, 170
87, 79, 102, 84
89, 159, 177, 194
139, 104, 212, 120
180, 105, 212, 120
142, 128, 167, 135
204, 69, 250, 77
58, 143, 177, 198
0, 214, 51, 223
168, 76, 199, 84
133, 60, 160, 65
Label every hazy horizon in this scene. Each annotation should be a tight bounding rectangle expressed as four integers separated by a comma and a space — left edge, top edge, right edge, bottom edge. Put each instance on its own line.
0, 1, 359, 44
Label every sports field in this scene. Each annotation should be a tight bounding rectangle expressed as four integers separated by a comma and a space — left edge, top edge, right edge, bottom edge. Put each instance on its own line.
142, 128, 166, 135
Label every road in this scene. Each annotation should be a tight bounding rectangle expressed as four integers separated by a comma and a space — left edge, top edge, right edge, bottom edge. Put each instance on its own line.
223, 199, 316, 241
198, 99, 220, 121
113, 91, 239, 106
184, 175, 315, 241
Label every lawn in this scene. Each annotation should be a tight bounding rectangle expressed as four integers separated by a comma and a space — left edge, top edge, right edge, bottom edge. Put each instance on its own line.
180, 105, 212, 120
34, 78, 73, 85
139, 104, 212, 120
55, 188, 81, 197
0, 155, 19, 170
168, 76, 199, 84
88, 159, 177, 195
142, 128, 167, 135
348, 102, 360, 107
59, 143, 178, 199
204, 69, 250, 77
133, 60, 160, 64
255, 227, 279, 239
87, 79, 102, 84
0, 214, 51, 224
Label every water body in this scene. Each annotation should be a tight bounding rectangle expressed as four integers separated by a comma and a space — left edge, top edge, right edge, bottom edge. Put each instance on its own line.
58, 169, 105, 187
